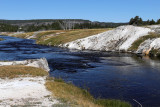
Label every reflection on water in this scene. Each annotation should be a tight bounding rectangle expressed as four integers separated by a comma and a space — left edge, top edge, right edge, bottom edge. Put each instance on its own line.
0, 35, 160, 106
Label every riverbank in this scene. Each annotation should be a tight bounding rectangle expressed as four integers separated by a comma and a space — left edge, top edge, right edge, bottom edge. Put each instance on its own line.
46, 77, 132, 107
2, 25, 160, 57
0, 62, 131, 106
2, 28, 110, 46
0, 65, 59, 106
62, 25, 160, 57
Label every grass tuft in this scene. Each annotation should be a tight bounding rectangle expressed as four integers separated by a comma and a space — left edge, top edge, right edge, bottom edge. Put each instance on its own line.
0, 65, 48, 79
95, 99, 132, 107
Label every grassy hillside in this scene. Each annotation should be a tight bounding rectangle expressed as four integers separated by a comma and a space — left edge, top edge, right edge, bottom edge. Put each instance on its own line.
12, 29, 111, 46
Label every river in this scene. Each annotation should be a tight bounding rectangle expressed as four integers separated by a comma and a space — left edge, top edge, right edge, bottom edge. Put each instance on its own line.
0, 35, 160, 106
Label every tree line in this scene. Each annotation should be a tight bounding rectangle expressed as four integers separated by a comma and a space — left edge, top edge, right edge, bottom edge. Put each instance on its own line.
129, 16, 160, 26
20, 21, 108, 32
0, 20, 125, 32
0, 17, 160, 32
0, 23, 18, 32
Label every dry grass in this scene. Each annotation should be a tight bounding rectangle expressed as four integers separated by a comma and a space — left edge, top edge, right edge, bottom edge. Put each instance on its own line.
0, 65, 48, 79
37, 29, 111, 46
10, 29, 111, 46
45, 78, 132, 107
13, 32, 34, 38
36, 30, 63, 40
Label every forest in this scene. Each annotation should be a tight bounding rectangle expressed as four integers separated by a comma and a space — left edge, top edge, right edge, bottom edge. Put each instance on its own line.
0, 17, 159, 32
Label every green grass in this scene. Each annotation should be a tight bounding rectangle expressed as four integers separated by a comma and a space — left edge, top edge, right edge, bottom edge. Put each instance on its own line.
129, 33, 160, 51
95, 99, 132, 107
149, 48, 160, 58
0, 65, 48, 79
45, 78, 132, 107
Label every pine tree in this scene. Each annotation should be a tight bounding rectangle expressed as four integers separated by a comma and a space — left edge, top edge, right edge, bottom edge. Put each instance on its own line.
150, 19, 156, 25
157, 19, 160, 24
129, 18, 134, 25
129, 16, 143, 25
146, 20, 150, 25
138, 18, 143, 25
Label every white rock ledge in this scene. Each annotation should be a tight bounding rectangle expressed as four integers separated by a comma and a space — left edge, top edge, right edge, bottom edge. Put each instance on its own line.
0, 58, 50, 72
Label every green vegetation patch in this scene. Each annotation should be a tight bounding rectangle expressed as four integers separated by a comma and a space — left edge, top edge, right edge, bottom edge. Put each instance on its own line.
149, 48, 160, 58
0, 65, 48, 79
129, 33, 160, 51
45, 78, 132, 107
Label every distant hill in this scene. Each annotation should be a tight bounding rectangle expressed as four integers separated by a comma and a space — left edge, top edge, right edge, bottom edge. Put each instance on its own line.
0, 19, 128, 32
0, 19, 128, 27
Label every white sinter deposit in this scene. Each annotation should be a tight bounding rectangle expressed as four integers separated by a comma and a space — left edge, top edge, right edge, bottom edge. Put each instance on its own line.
0, 58, 50, 72
150, 38, 160, 49
137, 38, 160, 54
136, 25, 160, 54
0, 58, 61, 106
63, 25, 153, 51
0, 77, 59, 106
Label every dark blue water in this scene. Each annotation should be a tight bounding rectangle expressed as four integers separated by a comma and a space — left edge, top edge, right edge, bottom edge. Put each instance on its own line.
0, 35, 160, 107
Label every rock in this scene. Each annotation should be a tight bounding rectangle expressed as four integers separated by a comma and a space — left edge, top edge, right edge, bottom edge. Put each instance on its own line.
136, 38, 160, 55
136, 39, 155, 54
63, 25, 153, 51
150, 38, 160, 49
0, 58, 50, 72
147, 25, 160, 34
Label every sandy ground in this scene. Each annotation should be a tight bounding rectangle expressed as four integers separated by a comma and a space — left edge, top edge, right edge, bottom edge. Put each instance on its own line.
0, 77, 59, 107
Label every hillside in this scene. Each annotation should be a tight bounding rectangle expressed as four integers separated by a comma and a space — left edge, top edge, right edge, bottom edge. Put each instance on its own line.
62, 25, 160, 57
5, 28, 111, 46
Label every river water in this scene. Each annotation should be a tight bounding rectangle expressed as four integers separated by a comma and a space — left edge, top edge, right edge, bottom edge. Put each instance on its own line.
0, 35, 160, 106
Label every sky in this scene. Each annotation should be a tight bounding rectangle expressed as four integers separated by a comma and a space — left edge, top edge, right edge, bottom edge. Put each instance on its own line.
0, 0, 160, 22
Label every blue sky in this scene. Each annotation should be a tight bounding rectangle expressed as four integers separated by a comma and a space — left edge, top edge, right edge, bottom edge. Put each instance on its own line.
0, 0, 159, 22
